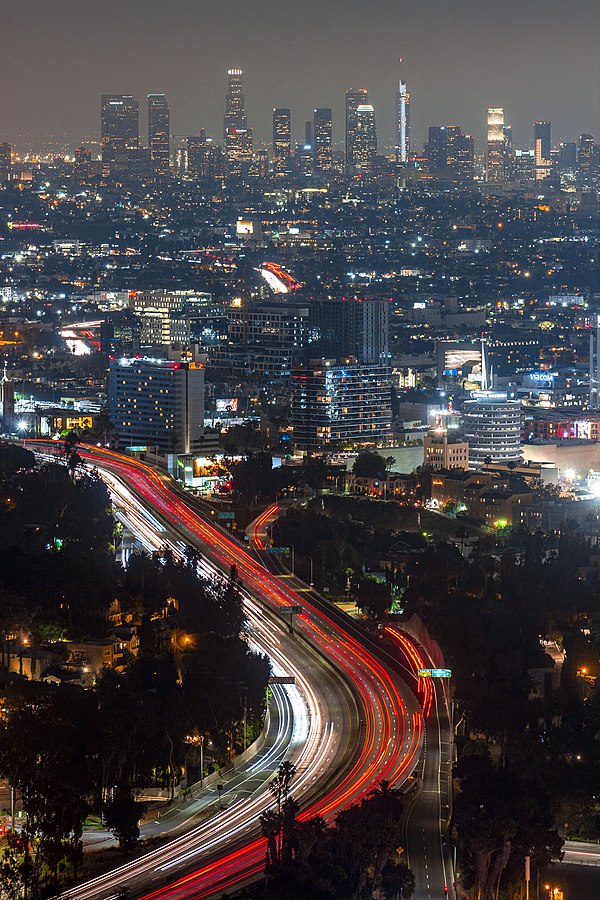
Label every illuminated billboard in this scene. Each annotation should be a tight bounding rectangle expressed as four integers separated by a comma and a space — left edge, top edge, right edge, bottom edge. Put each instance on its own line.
216, 398, 239, 413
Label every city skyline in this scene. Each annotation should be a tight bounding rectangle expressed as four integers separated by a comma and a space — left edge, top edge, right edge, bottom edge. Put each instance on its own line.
2, 0, 599, 151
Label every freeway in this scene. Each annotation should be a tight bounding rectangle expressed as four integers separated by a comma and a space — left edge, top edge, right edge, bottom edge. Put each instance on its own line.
385, 629, 454, 900
247, 502, 454, 899
37, 445, 425, 899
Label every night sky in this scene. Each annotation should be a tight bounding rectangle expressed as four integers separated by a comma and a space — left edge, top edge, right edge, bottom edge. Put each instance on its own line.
3, 0, 599, 151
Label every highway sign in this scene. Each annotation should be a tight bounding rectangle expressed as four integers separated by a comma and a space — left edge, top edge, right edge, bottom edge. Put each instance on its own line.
217, 511, 235, 520
282, 605, 303, 615
418, 668, 452, 678
269, 676, 296, 685
268, 546, 290, 555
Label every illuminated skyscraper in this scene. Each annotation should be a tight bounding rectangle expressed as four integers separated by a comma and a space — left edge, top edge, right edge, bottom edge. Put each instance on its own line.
74, 147, 92, 181
272, 108, 291, 176
345, 88, 368, 174
427, 126, 447, 171
313, 108, 333, 172
354, 104, 377, 175
578, 133, 597, 189
559, 141, 577, 173
533, 121, 551, 180
148, 94, 170, 174
0, 143, 12, 182
453, 132, 475, 183
187, 131, 223, 178
100, 94, 139, 176
224, 68, 245, 136
223, 68, 253, 176
396, 79, 410, 163
486, 107, 505, 183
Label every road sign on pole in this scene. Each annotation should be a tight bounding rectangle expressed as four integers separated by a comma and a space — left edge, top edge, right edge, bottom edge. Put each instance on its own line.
418, 668, 452, 678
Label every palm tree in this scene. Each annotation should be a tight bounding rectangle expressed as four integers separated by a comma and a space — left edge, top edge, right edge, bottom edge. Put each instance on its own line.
259, 808, 280, 870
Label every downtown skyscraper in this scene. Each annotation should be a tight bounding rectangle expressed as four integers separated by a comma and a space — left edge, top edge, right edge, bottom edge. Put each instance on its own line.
313, 108, 333, 173
272, 108, 291, 176
148, 94, 170, 174
396, 79, 410, 163
100, 94, 139, 176
345, 88, 368, 174
223, 68, 253, 176
533, 121, 551, 180
486, 107, 505, 183
353, 104, 377, 175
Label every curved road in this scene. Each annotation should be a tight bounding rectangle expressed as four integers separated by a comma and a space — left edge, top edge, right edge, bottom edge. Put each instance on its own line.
33, 445, 425, 900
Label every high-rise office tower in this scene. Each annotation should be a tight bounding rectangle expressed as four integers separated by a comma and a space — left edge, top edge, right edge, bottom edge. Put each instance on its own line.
559, 141, 577, 173
427, 126, 474, 182
272, 108, 291, 176
254, 149, 269, 178
502, 123, 514, 179
74, 147, 92, 181
224, 68, 245, 136
313, 108, 333, 172
534, 122, 551, 162
100, 94, 139, 176
223, 68, 253, 176
534, 121, 551, 180
486, 107, 505, 183
345, 88, 368, 174
308, 295, 389, 364
577, 133, 597, 189
148, 94, 170, 174
295, 143, 314, 179
0, 143, 12, 182
454, 132, 475, 182
187, 131, 223, 178
427, 126, 447, 171
304, 121, 312, 147
396, 80, 410, 163
353, 104, 377, 175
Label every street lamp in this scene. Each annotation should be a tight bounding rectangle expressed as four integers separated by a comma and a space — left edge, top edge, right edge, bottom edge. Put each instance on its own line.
17, 421, 28, 445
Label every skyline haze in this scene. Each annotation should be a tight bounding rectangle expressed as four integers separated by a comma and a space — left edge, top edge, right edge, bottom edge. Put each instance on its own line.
2, 0, 599, 152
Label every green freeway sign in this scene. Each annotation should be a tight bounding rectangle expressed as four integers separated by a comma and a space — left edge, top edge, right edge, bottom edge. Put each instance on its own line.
417, 668, 452, 678
268, 546, 290, 555
217, 511, 235, 520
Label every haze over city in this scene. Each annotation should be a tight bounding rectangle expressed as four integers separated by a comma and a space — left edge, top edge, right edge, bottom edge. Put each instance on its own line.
3, 0, 600, 149
0, 2, 599, 900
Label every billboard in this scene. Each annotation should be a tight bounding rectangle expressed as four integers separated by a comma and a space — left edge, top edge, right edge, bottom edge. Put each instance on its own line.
216, 398, 239, 413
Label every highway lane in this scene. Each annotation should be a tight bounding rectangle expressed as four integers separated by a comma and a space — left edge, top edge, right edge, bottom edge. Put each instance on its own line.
247, 503, 454, 900
82, 682, 296, 852
385, 628, 453, 900
58, 463, 359, 900
37, 445, 424, 899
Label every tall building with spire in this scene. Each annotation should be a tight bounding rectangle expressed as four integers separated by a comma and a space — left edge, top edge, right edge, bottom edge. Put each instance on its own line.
223, 68, 253, 176
148, 94, 170, 174
345, 89, 368, 174
486, 107, 505, 183
396, 79, 410, 163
